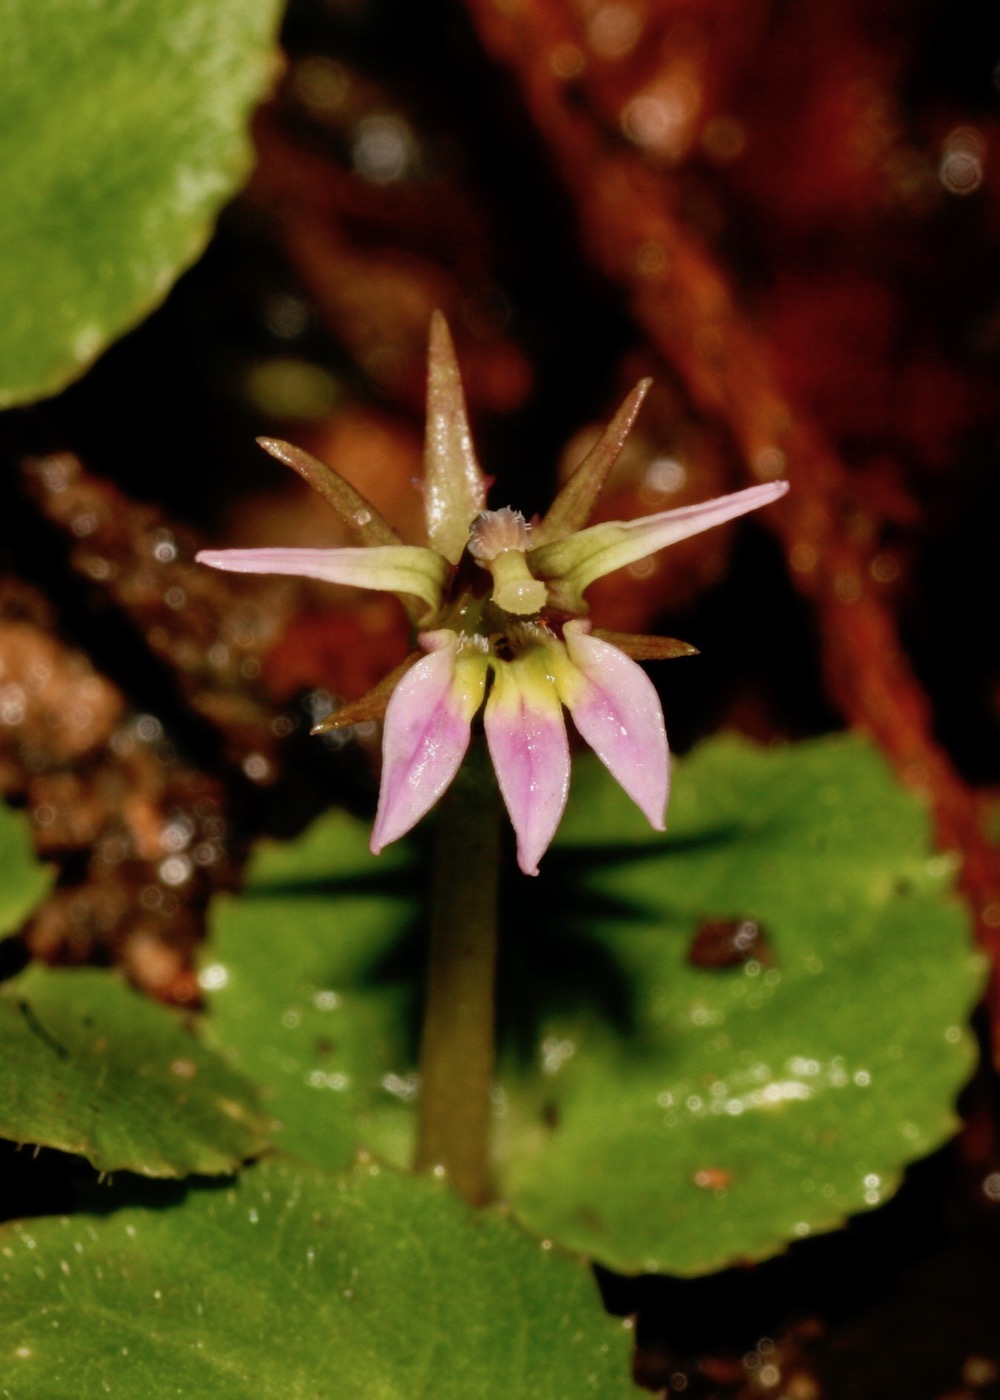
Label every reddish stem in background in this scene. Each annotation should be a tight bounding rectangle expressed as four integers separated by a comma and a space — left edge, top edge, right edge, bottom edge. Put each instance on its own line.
461, 0, 1000, 1060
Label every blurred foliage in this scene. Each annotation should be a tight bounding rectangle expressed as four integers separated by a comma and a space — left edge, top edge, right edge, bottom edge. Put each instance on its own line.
0, 0, 282, 406
0, 801, 52, 935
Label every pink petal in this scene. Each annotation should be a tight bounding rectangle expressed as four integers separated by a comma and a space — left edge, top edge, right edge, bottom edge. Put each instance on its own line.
484, 656, 570, 876
560, 621, 669, 829
195, 544, 446, 616
371, 632, 485, 853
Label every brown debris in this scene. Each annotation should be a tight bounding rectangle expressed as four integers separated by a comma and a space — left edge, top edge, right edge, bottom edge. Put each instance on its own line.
0, 610, 123, 788
0, 577, 240, 999
20, 451, 292, 770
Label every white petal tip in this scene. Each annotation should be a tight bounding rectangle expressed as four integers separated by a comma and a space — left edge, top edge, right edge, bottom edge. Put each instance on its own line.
194, 550, 255, 573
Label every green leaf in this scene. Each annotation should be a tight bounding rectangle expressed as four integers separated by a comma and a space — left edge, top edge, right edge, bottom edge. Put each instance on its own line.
500, 737, 983, 1274
202, 811, 418, 1170
202, 735, 984, 1275
0, 1159, 640, 1398
0, 802, 53, 935
0, 966, 271, 1176
0, 0, 282, 407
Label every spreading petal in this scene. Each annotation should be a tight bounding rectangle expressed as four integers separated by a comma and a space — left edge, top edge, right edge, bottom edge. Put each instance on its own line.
371, 631, 487, 853
529, 479, 789, 608
555, 621, 668, 829
484, 651, 570, 876
195, 544, 448, 617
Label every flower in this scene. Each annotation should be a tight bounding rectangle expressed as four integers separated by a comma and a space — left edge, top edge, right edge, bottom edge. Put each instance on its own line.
197, 315, 788, 874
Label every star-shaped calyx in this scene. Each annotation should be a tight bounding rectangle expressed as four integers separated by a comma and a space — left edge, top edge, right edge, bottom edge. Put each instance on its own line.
197, 314, 788, 873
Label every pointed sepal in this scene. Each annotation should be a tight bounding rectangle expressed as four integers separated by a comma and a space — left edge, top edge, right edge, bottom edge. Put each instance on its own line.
533, 379, 652, 547
256, 438, 401, 548
423, 313, 488, 564
311, 654, 422, 733
591, 629, 698, 660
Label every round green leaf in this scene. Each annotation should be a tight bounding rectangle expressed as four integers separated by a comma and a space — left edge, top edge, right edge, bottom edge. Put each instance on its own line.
499, 737, 983, 1274
0, 1159, 639, 1398
0, 802, 53, 935
202, 735, 983, 1275
0, 0, 282, 407
0, 965, 271, 1176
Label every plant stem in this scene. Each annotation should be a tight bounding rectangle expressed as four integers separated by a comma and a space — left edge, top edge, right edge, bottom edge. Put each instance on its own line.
414, 738, 501, 1205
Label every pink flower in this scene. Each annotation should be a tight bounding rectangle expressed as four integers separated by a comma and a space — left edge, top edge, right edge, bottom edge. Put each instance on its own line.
198, 315, 788, 874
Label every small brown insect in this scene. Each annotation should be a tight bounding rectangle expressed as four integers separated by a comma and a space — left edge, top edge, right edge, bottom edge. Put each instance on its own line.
687, 917, 774, 969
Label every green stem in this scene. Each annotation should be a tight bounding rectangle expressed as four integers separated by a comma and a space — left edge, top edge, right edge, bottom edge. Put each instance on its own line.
414, 738, 501, 1205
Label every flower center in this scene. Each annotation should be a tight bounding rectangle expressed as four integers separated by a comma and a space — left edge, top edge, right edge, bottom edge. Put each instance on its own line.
467, 508, 547, 616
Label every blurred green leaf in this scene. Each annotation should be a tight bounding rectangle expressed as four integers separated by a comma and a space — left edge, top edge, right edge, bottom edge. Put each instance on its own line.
0, 801, 52, 935
0, 965, 271, 1176
0, 1159, 640, 1398
0, 0, 282, 407
203, 735, 983, 1274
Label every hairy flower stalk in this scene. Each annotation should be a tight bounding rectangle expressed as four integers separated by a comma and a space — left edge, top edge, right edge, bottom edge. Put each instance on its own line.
197, 314, 787, 1202
198, 314, 788, 875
